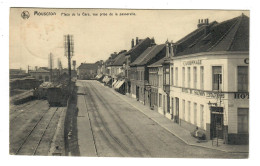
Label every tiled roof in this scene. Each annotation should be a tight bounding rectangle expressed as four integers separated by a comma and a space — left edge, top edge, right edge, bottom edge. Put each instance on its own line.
130, 44, 165, 66
126, 37, 152, 63
175, 14, 249, 56
110, 51, 127, 66
148, 57, 166, 68
77, 63, 98, 70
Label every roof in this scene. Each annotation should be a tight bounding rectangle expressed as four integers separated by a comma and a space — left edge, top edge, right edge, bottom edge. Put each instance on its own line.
77, 63, 98, 70
110, 51, 127, 66
174, 14, 249, 56
130, 44, 165, 66
126, 37, 152, 62
148, 57, 167, 68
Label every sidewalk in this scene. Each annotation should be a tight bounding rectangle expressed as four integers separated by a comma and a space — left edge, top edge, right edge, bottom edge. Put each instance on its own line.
105, 84, 249, 154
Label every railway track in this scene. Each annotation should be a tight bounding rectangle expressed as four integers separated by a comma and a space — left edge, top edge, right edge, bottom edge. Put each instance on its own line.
81, 82, 130, 156
14, 107, 59, 155
10, 100, 43, 122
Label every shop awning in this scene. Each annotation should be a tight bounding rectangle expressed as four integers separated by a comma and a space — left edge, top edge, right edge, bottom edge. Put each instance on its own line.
113, 80, 120, 88
115, 80, 125, 89
105, 78, 111, 84
96, 74, 102, 79
102, 76, 108, 82
112, 80, 118, 87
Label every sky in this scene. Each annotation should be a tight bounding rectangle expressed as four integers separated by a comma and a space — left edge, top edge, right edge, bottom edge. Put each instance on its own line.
9, 9, 249, 70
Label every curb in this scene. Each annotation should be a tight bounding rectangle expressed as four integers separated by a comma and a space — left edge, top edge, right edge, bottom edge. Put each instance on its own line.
107, 85, 248, 154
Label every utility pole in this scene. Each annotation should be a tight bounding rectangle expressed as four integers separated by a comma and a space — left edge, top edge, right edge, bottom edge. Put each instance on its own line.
28, 65, 30, 74
49, 53, 53, 82
64, 34, 74, 93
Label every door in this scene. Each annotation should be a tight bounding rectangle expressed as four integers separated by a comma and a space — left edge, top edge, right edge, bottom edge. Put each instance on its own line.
167, 94, 170, 114
175, 97, 179, 124
136, 86, 139, 101
211, 112, 224, 139
163, 95, 165, 115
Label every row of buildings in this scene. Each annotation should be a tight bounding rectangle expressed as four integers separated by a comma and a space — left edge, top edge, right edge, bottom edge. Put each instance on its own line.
29, 67, 77, 82
96, 14, 249, 145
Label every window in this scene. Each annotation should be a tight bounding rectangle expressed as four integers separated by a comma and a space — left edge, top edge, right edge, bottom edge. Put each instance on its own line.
188, 101, 191, 122
171, 98, 174, 114
182, 100, 185, 120
187, 67, 191, 88
164, 67, 170, 85
182, 67, 185, 87
200, 66, 204, 90
175, 67, 178, 86
238, 108, 249, 133
39, 75, 43, 80
45, 76, 49, 82
237, 66, 248, 92
171, 67, 174, 85
159, 75, 163, 87
155, 93, 158, 106
193, 67, 197, 89
163, 95, 165, 112
200, 105, 204, 129
159, 94, 162, 107
194, 103, 197, 125
212, 66, 222, 90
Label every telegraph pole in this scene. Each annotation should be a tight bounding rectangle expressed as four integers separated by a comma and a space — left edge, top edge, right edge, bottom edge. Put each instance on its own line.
64, 34, 74, 93
49, 53, 53, 82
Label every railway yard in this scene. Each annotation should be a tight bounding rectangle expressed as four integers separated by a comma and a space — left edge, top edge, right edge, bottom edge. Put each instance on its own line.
9, 99, 66, 156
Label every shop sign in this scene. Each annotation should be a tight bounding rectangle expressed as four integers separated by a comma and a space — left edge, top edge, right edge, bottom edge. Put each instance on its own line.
234, 92, 249, 99
193, 90, 205, 96
206, 92, 224, 99
210, 106, 224, 114
183, 60, 202, 66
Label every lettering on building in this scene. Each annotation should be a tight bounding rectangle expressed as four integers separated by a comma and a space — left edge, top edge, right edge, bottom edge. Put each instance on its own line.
183, 60, 202, 66
206, 92, 224, 99
244, 58, 249, 64
234, 92, 249, 99
193, 90, 205, 96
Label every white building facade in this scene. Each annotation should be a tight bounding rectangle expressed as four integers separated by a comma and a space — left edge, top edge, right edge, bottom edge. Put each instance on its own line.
169, 51, 249, 144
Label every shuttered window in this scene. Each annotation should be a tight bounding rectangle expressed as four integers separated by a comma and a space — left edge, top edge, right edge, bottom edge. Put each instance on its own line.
237, 66, 249, 92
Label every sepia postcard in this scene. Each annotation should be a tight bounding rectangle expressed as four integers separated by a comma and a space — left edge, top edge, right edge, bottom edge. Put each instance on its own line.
9, 8, 249, 158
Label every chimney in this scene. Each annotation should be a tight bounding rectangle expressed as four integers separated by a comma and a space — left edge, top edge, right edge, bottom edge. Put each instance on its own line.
170, 42, 174, 57
197, 18, 209, 28
131, 39, 134, 48
166, 41, 169, 57
136, 37, 139, 45
150, 37, 156, 46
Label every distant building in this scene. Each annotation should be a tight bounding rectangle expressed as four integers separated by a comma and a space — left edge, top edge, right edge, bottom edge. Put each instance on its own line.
77, 63, 98, 80
125, 37, 153, 95
29, 68, 50, 82
110, 50, 127, 81
130, 42, 166, 105
9, 69, 27, 79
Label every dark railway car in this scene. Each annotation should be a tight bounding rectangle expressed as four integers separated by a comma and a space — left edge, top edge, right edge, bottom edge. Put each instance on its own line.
47, 86, 68, 107
33, 82, 53, 99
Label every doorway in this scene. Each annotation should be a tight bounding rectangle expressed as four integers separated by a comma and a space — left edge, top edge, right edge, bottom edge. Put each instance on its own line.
210, 109, 224, 139
175, 97, 179, 124
136, 86, 139, 101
